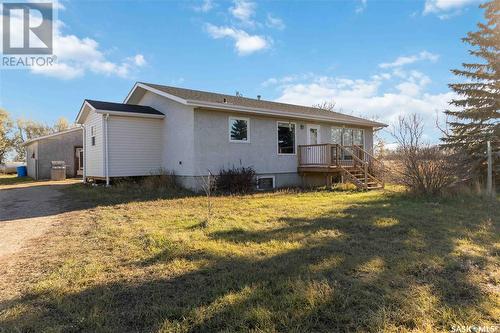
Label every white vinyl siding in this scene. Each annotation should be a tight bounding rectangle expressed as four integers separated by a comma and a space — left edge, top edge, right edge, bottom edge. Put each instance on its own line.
84, 109, 104, 177
107, 116, 163, 177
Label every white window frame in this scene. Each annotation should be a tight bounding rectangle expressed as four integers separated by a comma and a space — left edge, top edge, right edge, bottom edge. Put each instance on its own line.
256, 175, 275, 190
228, 116, 250, 143
306, 124, 321, 145
353, 128, 365, 148
330, 126, 365, 148
277, 121, 297, 156
90, 126, 96, 146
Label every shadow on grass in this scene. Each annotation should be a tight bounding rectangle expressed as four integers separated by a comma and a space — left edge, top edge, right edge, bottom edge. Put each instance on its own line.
1, 192, 498, 332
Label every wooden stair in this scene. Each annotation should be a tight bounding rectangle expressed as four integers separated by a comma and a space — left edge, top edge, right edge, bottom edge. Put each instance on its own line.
341, 166, 384, 191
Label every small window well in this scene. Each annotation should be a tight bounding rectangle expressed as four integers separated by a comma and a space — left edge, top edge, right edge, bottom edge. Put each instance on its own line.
257, 176, 275, 190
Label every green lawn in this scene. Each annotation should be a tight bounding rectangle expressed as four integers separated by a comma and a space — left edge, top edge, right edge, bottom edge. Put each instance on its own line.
0, 174, 33, 186
1, 185, 498, 332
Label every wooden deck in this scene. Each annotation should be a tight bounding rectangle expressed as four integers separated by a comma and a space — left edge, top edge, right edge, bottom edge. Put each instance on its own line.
298, 144, 384, 190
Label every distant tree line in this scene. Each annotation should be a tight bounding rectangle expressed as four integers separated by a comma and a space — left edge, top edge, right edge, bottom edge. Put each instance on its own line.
0, 108, 73, 164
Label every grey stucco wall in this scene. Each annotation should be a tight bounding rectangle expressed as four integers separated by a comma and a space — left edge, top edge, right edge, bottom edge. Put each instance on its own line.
191, 108, 374, 189
138, 91, 196, 177
36, 129, 83, 179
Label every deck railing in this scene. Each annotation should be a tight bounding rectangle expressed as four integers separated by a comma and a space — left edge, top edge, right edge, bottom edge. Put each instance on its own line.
298, 144, 385, 189
298, 144, 370, 168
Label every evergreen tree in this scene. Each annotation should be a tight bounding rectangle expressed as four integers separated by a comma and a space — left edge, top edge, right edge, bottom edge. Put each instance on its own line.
230, 120, 248, 141
443, 0, 499, 178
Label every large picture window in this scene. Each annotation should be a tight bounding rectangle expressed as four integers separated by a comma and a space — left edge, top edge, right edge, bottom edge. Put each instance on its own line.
330, 127, 364, 147
277, 122, 296, 154
229, 117, 249, 142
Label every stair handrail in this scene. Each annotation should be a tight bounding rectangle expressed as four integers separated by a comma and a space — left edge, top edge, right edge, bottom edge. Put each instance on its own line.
351, 145, 386, 187
340, 165, 367, 189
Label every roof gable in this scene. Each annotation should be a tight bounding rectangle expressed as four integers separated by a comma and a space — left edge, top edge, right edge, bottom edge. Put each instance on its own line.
76, 99, 164, 124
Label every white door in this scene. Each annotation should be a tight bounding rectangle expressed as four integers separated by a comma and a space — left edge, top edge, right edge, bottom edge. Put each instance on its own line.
305, 125, 324, 164
307, 125, 320, 145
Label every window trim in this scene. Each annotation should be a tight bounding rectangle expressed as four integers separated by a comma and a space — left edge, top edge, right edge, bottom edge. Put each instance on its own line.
256, 175, 275, 190
276, 121, 297, 156
228, 116, 250, 143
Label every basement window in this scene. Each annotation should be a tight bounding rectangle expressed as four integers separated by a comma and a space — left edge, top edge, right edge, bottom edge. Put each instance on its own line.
256, 176, 275, 190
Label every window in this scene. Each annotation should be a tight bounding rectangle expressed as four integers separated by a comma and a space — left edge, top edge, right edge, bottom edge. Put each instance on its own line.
331, 127, 364, 148
277, 122, 296, 154
353, 129, 364, 146
331, 127, 342, 145
229, 117, 249, 142
257, 176, 275, 190
90, 126, 96, 146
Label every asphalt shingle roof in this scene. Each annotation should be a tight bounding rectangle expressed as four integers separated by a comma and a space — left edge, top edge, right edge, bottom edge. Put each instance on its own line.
86, 99, 164, 116
140, 83, 386, 127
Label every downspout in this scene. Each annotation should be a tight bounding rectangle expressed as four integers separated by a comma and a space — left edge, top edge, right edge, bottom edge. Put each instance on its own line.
82, 124, 86, 183
104, 114, 110, 186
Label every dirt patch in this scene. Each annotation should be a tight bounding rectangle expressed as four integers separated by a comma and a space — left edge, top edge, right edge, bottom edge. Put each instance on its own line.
0, 179, 81, 258
0, 180, 83, 302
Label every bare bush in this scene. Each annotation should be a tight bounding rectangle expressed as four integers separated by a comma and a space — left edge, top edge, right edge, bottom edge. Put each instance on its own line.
390, 115, 458, 195
199, 170, 215, 228
215, 166, 256, 194
143, 169, 180, 190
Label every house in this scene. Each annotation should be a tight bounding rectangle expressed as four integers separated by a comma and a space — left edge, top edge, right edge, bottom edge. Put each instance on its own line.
24, 127, 83, 180
75, 83, 387, 190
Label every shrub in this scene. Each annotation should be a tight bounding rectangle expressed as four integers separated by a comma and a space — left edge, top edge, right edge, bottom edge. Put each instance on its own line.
389, 115, 460, 196
215, 166, 256, 194
143, 168, 180, 190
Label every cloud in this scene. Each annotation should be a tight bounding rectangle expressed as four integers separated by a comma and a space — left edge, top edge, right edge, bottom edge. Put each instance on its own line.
266, 14, 285, 30
355, 0, 367, 14
423, 0, 479, 14
193, 0, 214, 13
205, 23, 270, 55
379, 51, 439, 68
1, 12, 146, 80
229, 0, 256, 26
265, 68, 455, 143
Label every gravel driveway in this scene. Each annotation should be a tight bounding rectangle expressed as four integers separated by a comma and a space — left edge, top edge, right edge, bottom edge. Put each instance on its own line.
0, 180, 81, 259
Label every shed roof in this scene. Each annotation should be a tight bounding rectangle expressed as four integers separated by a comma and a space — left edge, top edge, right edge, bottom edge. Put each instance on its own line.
23, 127, 82, 146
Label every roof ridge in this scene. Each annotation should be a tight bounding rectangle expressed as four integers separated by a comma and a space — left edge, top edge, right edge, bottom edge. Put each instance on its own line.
136, 82, 387, 127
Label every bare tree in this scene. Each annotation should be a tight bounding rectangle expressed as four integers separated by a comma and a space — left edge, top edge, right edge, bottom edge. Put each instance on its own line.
313, 101, 336, 111
53, 117, 70, 132
0, 109, 14, 164
390, 114, 457, 195
199, 169, 215, 228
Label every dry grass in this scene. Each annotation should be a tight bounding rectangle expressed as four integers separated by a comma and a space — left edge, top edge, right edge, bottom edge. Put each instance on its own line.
0, 184, 498, 332
0, 174, 33, 187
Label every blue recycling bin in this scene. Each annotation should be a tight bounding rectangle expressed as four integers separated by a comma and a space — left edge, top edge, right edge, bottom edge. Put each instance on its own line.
16, 166, 27, 177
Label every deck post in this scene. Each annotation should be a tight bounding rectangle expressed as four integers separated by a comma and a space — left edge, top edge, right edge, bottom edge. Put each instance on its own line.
364, 163, 368, 189
336, 145, 340, 167
326, 144, 332, 166
326, 173, 332, 188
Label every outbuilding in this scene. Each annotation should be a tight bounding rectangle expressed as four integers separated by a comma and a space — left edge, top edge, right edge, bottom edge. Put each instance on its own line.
24, 127, 83, 180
